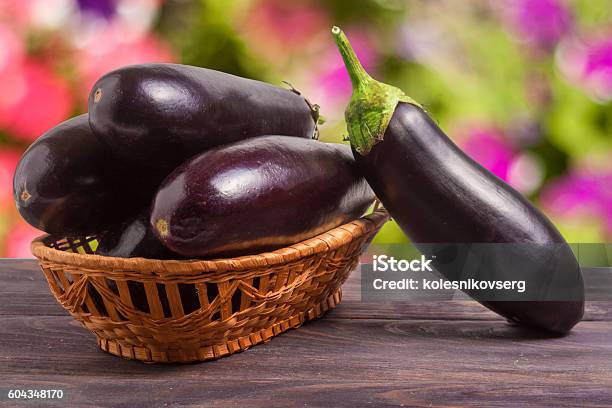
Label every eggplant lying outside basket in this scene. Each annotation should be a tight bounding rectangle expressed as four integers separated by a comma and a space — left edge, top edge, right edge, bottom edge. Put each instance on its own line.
31, 208, 388, 363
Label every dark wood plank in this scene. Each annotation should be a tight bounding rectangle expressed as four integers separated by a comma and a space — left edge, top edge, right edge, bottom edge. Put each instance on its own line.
0, 260, 65, 316
1, 315, 611, 407
331, 300, 612, 322
2, 260, 612, 406
3, 260, 611, 322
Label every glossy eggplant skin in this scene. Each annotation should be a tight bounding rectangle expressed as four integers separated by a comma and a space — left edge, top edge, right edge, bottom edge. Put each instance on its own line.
356, 103, 584, 334
89, 63, 318, 170
96, 213, 182, 259
94, 214, 199, 317
13, 115, 159, 235
151, 136, 375, 258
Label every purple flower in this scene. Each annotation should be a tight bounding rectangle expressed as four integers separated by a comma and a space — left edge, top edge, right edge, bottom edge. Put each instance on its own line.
77, 0, 117, 19
460, 127, 515, 182
458, 125, 544, 194
557, 35, 612, 102
584, 39, 612, 76
504, 0, 572, 50
541, 169, 612, 235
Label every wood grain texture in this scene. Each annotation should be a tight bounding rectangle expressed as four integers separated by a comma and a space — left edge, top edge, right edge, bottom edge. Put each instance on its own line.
2, 316, 612, 407
1, 260, 611, 407
3, 261, 610, 321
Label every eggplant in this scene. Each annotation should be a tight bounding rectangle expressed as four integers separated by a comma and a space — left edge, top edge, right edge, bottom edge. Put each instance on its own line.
96, 213, 182, 259
332, 27, 584, 333
89, 278, 201, 318
13, 114, 159, 235
150, 136, 375, 258
88, 63, 320, 170
94, 214, 201, 318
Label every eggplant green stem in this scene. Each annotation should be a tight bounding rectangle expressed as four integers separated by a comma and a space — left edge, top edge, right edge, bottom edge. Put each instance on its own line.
331, 26, 421, 155
332, 27, 372, 89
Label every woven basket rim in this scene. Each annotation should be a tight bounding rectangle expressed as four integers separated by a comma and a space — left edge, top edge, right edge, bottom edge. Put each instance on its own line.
31, 208, 388, 275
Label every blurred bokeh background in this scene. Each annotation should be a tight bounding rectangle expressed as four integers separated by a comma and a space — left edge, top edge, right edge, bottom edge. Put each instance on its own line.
0, 0, 610, 257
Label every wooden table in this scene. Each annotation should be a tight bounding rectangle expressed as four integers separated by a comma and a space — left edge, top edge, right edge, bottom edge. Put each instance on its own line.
2, 260, 611, 407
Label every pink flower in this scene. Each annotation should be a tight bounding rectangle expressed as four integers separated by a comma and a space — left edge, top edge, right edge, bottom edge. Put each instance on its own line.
0, 148, 22, 208
0, 59, 72, 142
508, 153, 544, 195
4, 221, 42, 258
75, 28, 174, 96
557, 34, 612, 102
0, 24, 24, 72
457, 125, 544, 194
241, 0, 328, 61
541, 168, 612, 235
0, 25, 26, 114
459, 127, 515, 182
0, 1, 33, 27
1, 0, 76, 31
502, 0, 572, 50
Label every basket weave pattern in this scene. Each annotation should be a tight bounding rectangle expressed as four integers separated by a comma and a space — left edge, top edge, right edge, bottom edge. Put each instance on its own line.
31, 209, 388, 363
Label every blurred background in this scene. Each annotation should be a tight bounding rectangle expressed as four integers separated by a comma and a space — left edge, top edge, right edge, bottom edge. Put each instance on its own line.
0, 0, 610, 257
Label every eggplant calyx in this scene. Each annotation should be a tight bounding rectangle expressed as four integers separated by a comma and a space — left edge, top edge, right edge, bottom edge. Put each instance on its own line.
155, 218, 169, 238
331, 26, 421, 155
20, 189, 31, 202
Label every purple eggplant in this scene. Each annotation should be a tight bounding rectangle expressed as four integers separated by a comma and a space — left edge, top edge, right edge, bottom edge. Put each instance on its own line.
94, 214, 200, 317
150, 136, 375, 258
89, 63, 320, 170
332, 27, 584, 334
13, 115, 159, 235
96, 213, 182, 259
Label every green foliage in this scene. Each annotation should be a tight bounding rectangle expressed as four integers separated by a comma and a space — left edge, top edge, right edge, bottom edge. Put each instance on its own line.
159, 0, 267, 79
547, 78, 612, 158
318, 0, 405, 26
373, 220, 409, 244
572, 0, 612, 27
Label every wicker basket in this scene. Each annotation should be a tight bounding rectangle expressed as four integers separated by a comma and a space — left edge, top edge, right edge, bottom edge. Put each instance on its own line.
31, 209, 388, 363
